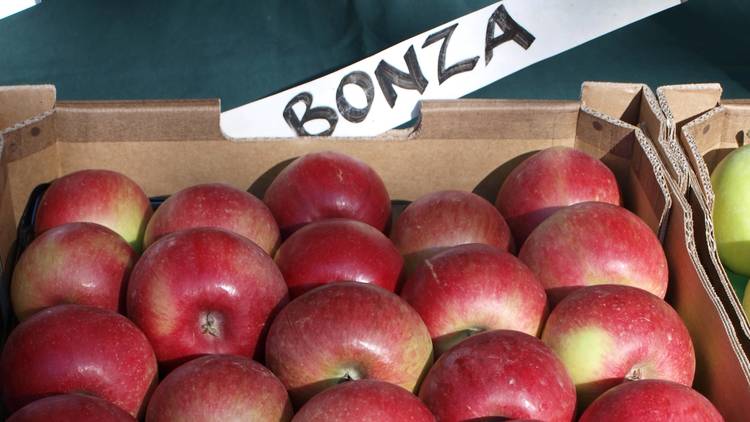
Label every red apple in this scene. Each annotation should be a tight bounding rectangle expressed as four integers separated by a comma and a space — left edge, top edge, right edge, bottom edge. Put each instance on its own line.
143, 183, 279, 254
519, 201, 667, 304
401, 243, 547, 356
145, 355, 292, 422
265, 282, 433, 406
275, 218, 403, 298
127, 228, 288, 367
579, 379, 722, 422
292, 380, 434, 422
419, 330, 576, 422
35, 169, 153, 251
391, 190, 514, 272
11, 222, 136, 321
541, 285, 695, 408
495, 146, 620, 245
263, 151, 391, 235
8, 394, 135, 422
0, 304, 157, 417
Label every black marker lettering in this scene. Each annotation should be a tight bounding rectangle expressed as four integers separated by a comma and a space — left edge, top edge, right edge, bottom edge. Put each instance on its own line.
282, 92, 338, 136
336, 71, 375, 123
375, 46, 429, 108
422, 23, 479, 84
485, 5, 535, 65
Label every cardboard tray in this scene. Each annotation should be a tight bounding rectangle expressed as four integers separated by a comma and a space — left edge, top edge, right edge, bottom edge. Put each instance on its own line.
0, 83, 748, 420
658, 84, 750, 371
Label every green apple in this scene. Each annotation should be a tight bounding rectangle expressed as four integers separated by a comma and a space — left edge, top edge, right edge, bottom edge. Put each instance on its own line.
744, 279, 750, 317
712, 145, 750, 277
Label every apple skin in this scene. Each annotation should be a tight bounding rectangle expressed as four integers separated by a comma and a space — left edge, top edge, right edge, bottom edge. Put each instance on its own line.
418, 330, 576, 422
263, 151, 391, 235
578, 379, 723, 422
143, 183, 279, 254
712, 145, 750, 276
145, 355, 292, 422
519, 201, 667, 304
292, 380, 435, 422
126, 228, 288, 368
400, 243, 547, 356
541, 285, 695, 408
391, 190, 514, 272
265, 282, 433, 407
34, 169, 153, 251
495, 146, 620, 246
0, 304, 157, 417
7, 394, 135, 422
275, 218, 403, 298
11, 222, 137, 321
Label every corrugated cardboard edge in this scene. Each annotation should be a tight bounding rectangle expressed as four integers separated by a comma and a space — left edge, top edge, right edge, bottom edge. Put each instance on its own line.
642, 84, 693, 192
657, 83, 722, 184
0, 85, 56, 131
680, 106, 725, 208
579, 103, 671, 240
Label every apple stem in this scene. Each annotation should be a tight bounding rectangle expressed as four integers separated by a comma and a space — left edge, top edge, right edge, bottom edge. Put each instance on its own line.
201, 312, 220, 337
625, 367, 643, 381
338, 368, 362, 384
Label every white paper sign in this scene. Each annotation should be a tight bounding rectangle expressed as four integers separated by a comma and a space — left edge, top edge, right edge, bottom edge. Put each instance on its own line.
221, 0, 683, 139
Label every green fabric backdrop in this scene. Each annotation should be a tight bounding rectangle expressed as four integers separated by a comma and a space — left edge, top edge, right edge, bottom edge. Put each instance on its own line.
1, 0, 749, 110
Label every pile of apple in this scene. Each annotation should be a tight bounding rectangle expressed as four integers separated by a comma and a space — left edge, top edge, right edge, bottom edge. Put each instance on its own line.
0, 148, 724, 421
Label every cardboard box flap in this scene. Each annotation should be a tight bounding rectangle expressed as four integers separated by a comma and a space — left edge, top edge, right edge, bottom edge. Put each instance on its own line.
575, 105, 670, 238
414, 99, 579, 140
0, 85, 56, 133
580, 81, 643, 126
680, 106, 726, 206
54, 99, 223, 143
722, 102, 750, 148
581, 82, 688, 195
665, 176, 750, 421
680, 100, 750, 208
657, 83, 723, 125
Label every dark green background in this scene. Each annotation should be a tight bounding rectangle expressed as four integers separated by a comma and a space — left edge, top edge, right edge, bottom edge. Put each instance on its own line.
1, 0, 748, 109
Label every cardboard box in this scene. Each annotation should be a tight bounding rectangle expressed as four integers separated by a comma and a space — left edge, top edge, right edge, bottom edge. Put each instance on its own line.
659, 84, 750, 371
1, 84, 749, 419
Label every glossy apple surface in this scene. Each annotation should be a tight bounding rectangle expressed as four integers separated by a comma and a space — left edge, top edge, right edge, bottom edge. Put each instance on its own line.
519, 201, 667, 304
275, 218, 403, 298
265, 282, 433, 406
146, 355, 292, 422
419, 330, 576, 422
11, 222, 136, 321
143, 183, 279, 254
34, 169, 152, 251
7, 394, 135, 422
127, 228, 288, 367
541, 285, 695, 407
263, 151, 391, 235
401, 243, 546, 355
578, 379, 723, 422
0, 305, 157, 417
495, 146, 620, 245
292, 380, 434, 422
712, 145, 750, 276
391, 190, 514, 271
